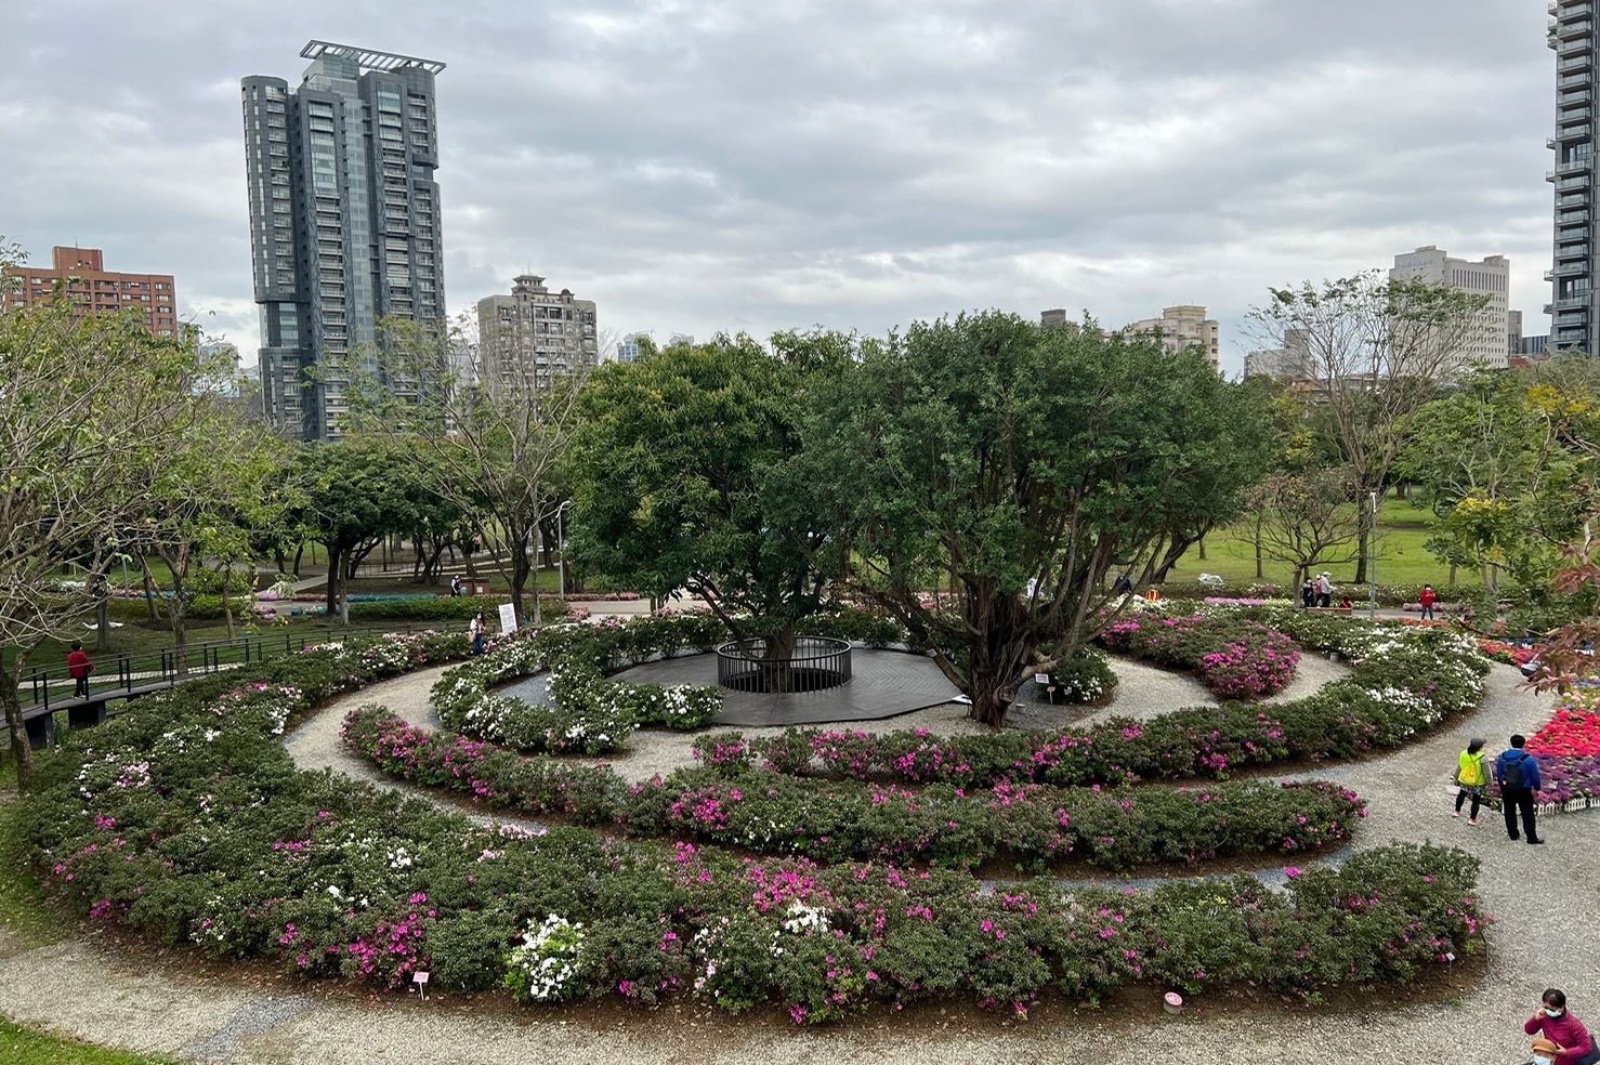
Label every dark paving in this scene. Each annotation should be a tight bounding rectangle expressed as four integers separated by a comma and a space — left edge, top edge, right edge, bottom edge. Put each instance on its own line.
608, 649, 963, 727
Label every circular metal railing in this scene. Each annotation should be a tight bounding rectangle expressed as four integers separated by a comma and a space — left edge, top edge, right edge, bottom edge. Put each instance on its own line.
714, 636, 853, 694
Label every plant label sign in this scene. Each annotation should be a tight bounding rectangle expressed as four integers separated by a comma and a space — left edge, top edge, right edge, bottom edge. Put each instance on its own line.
498, 603, 518, 635
414, 970, 429, 999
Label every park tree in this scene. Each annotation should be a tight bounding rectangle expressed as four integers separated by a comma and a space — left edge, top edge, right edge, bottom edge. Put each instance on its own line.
128, 391, 294, 664
354, 316, 585, 623
0, 241, 209, 781
1245, 468, 1363, 594
289, 440, 418, 617
567, 332, 851, 655
1249, 273, 1488, 583
812, 311, 1272, 727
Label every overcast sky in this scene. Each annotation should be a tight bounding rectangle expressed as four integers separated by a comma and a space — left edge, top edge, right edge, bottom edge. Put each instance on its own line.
1, 0, 1555, 375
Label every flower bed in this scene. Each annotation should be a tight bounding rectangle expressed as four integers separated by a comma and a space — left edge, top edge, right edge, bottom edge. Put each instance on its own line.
731, 622, 1487, 790
342, 705, 1363, 872
1506, 701, 1600, 811
1097, 614, 1300, 699
20, 644, 1488, 1019
432, 619, 726, 754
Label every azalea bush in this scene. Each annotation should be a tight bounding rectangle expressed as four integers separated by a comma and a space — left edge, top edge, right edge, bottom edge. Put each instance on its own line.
433, 617, 726, 753
1097, 614, 1300, 699
1034, 646, 1118, 705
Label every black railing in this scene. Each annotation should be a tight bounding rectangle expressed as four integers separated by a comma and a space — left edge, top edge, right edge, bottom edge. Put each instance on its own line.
715, 636, 853, 694
23, 622, 443, 714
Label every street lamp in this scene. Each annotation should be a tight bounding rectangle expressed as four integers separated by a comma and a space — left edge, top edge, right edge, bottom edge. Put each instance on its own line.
555, 500, 574, 600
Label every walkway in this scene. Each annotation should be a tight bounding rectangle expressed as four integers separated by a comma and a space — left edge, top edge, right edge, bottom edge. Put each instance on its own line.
0, 664, 1595, 1065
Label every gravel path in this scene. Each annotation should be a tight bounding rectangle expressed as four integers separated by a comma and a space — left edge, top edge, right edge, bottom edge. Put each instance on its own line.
3, 662, 1598, 1065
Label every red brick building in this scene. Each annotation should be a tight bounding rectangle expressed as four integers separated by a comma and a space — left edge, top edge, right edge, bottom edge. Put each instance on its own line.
2, 246, 179, 336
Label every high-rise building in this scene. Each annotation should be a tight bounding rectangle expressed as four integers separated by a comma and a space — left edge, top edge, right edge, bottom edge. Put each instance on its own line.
242, 41, 447, 441
1, 245, 178, 336
615, 333, 647, 364
1390, 246, 1510, 371
1244, 328, 1312, 383
1509, 308, 1524, 358
1550, 0, 1596, 353
1122, 306, 1220, 369
475, 275, 598, 393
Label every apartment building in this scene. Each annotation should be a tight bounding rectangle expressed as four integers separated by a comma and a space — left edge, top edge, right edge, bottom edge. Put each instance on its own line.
476, 275, 598, 393
1, 245, 178, 336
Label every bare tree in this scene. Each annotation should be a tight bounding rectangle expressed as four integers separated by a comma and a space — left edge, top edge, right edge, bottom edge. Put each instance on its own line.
1247, 468, 1363, 594
357, 316, 586, 624
0, 245, 205, 781
1248, 273, 1487, 583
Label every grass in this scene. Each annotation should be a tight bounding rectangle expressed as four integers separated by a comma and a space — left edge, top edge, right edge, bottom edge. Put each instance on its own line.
0, 1018, 182, 1064
1170, 497, 1478, 590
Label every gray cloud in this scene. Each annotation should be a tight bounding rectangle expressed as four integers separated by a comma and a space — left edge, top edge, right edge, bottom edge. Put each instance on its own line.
0, 0, 1555, 371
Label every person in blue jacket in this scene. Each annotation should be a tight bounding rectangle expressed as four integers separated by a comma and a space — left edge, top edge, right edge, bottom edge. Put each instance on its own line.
1495, 734, 1544, 845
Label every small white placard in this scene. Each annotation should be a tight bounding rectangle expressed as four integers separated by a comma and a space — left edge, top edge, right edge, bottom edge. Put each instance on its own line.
413, 971, 429, 985
497, 603, 518, 634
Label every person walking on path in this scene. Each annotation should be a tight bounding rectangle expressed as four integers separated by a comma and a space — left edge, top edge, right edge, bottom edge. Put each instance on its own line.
450, 575, 463, 598
1524, 989, 1596, 1065
1419, 584, 1438, 621
1316, 572, 1334, 608
1301, 578, 1316, 609
66, 641, 94, 699
468, 612, 487, 656
1452, 737, 1488, 825
1495, 734, 1545, 844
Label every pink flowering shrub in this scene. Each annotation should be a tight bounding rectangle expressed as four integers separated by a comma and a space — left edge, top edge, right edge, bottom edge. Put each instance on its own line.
1097, 614, 1300, 699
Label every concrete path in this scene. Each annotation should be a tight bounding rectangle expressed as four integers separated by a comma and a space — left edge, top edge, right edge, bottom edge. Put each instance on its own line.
2, 663, 1597, 1065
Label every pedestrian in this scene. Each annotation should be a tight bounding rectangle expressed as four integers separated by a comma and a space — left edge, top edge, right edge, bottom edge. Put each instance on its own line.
1301, 577, 1316, 610
1524, 989, 1596, 1065
1495, 733, 1545, 844
1316, 572, 1334, 608
450, 574, 463, 598
1419, 583, 1438, 621
468, 612, 487, 656
1452, 737, 1488, 825
66, 641, 94, 699
1111, 572, 1133, 596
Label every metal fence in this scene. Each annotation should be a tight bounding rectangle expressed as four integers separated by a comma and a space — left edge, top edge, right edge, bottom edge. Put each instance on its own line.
715, 636, 853, 694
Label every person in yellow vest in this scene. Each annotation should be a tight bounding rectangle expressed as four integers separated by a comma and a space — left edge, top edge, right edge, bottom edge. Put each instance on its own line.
1453, 737, 1488, 825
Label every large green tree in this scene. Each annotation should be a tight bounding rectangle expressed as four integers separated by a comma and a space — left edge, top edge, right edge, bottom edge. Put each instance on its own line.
289, 440, 418, 616
813, 311, 1272, 727
568, 333, 850, 655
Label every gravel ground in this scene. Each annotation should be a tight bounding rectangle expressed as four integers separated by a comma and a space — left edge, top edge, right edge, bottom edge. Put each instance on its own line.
3, 662, 1598, 1065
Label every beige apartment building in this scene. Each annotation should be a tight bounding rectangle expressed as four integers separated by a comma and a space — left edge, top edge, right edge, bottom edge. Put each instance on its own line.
2, 245, 179, 336
1123, 305, 1220, 369
475, 274, 598, 393
1389, 246, 1510, 371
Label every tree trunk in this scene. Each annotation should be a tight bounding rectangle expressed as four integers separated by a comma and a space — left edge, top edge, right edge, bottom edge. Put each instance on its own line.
1353, 521, 1370, 585
1253, 514, 1265, 581
1197, 536, 1207, 562
1394, 481, 1409, 501
1, 668, 34, 785
221, 564, 237, 643
324, 546, 342, 615
293, 542, 305, 578
142, 568, 159, 621
1449, 562, 1458, 590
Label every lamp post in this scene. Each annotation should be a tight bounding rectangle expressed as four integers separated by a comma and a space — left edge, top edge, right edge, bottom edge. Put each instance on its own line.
1369, 491, 1379, 620
555, 499, 574, 600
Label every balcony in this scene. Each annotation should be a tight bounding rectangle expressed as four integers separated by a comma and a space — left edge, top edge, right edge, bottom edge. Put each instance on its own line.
1557, 19, 1595, 39
1552, 295, 1593, 312
1562, 72, 1592, 89
1556, 33, 1592, 56
1560, 88, 1594, 108
1549, 262, 1590, 279
1560, 209, 1593, 224
1549, 156, 1596, 180
1557, 240, 1593, 258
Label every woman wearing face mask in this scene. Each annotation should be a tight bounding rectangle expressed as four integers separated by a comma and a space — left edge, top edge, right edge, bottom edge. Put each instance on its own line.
1525, 989, 1596, 1065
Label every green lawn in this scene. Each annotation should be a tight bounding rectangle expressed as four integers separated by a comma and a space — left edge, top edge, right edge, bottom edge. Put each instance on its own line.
1170, 497, 1474, 590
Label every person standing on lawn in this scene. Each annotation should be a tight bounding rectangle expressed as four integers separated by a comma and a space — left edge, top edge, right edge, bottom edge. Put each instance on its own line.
1419, 584, 1438, 621
1316, 572, 1334, 608
1495, 734, 1544, 844
66, 641, 94, 699
1452, 737, 1488, 825
1524, 989, 1595, 1065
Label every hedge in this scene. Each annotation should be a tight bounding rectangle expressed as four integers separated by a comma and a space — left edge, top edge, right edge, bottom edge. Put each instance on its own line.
21, 637, 1488, 1020
1097, 613, 1299, 698
342, 705, 1364, 872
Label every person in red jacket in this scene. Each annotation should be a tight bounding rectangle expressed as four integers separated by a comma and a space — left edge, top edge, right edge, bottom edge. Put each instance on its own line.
1419, 584, 1438, 621
1525, 988, 1595, 1065
66, 641, 94, 699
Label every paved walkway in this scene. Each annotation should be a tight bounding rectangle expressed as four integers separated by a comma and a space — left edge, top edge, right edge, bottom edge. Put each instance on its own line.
1, 664, 1596, 1065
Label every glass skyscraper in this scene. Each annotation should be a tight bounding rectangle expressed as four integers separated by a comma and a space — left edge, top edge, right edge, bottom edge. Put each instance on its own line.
242, 41, 446, 441
1550, 3, 1596, 353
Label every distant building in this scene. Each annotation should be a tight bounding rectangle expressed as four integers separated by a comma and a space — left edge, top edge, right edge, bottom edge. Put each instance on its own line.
667, 333, 695, 348
448, 335, 478, 388
242, 41, 448, 441
1040, 308, 1070, 330
1548, 0, 1596, 352
1389, 246, 1510, 371
1244, 328, 1313, 383
1508, 309, 1524, 358
1521, 334, 1552, 357
1, 245, 178, 336
1122, 306, 1220, 369
615, 333, 647, 364
475, 274, 597, 392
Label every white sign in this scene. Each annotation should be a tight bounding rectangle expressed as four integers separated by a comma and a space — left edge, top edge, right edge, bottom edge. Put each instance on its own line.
413, 970, 429, 1000
497, 603, 518, 634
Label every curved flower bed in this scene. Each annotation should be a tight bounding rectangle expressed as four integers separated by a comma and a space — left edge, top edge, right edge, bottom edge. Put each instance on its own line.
726, 623, 1487, 790
20, 638, 1487, 1021
1495, 701, 1600, 811
341, 705, 1362, 872
1098, 614, 1300, 699
432, 621, 725, 754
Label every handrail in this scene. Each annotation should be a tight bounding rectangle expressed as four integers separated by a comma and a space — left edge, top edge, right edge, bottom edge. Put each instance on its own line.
23, 622, 443, 714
